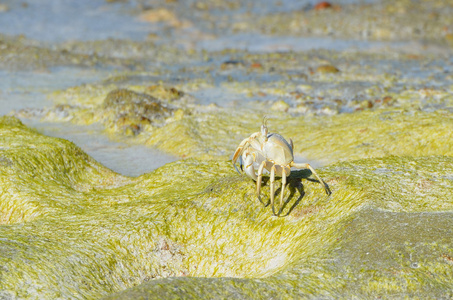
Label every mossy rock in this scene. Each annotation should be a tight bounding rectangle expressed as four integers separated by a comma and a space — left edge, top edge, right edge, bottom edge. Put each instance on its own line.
101, 89, 174, 135
26, 102, 453, 162
316, 65, 340, 74
137, 108, 453, 165
144, 84, 185, 101
106, 155, 453, 299
0, 115, 452, 298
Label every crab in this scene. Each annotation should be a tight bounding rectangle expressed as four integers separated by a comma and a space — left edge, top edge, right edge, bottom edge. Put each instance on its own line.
232, 121, 331, 216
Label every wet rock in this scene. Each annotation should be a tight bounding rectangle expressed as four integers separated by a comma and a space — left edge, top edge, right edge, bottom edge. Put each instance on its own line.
315, 64, 340, 74
374, 95, 394, 107
0, 4, 9, 12
0, 34, 129, 71
249, 62, 263, 69
220, 60, 245, 70
314, 1, 332, 11
294, 103, 311, 114
446, 33, 453, 44
101, 89, 174, 135
139, 8, 191, 29
247, 0, 453, 44
271, 100, 290, 112
144, 85, 184, 102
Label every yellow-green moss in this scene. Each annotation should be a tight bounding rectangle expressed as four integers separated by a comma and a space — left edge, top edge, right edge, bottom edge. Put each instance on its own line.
142, 109, 453, 164
1, 115, 452, 299
0, 116, 360, 298
34, 78, 453, 162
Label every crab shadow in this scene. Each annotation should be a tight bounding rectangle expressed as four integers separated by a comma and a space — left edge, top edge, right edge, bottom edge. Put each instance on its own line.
260, 169, 325, 217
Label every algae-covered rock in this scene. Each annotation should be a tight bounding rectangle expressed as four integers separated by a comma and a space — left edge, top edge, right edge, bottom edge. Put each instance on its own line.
0, 115, 452, 299
33, 82, 194, 137
0, 116, 128, 224
0, 115, 354, 298
326, 207, 453, 298
140, 108, 453, 164
316, 64, 340, 74
105, 155, 453, 299
39, 70, 453, 161
324, 155, 453, 212
0, 34, 132, 71
145, 84, 185, 102
101, 89, 174, 135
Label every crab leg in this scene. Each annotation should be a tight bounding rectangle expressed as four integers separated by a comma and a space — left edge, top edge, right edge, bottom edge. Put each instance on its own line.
278, 168, 287, 216
256, 160, 268, 205
270, 165, 277, 216
291, 162, 331, 195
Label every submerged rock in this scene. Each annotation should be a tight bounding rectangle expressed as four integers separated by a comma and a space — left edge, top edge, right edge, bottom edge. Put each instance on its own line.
0, 116, 452, 299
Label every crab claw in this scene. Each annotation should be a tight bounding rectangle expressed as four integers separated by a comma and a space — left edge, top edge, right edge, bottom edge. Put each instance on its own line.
232, 139, 248, 174
242, 153, 257, 180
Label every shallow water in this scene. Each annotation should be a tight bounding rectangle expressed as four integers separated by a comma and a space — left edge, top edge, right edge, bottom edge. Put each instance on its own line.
24, 121, 177, 177
0, 0, 380, 45
0, 68, 104, 115
0, 67, 173, 176
0, 0, 150, 42
196, 34, 410, 53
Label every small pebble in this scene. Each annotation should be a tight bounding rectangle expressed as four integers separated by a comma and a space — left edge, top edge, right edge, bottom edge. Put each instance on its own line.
316, 65, 340, 74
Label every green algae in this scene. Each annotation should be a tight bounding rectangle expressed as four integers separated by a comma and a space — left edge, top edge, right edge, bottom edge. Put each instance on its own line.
0, 33, 202, 72
138, 108, 453, 163
240, 0, 453, 44
106, 209, 453, 299
0, 116, 128, 224
106, 155, 453, 299
324, 155, 453, 212
101, 89, 175, 136
1, 0, 453, 298
284, 109, 453, 163
0, 34, 123, 71
1, 114, 452, 299
0, 115, 359, 298
30, 87, 453, 162
327, 208, 453, 298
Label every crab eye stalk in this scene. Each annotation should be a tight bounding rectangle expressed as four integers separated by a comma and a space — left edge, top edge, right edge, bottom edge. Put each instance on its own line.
261, 116, 269, 139
261, 124, 268, 141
